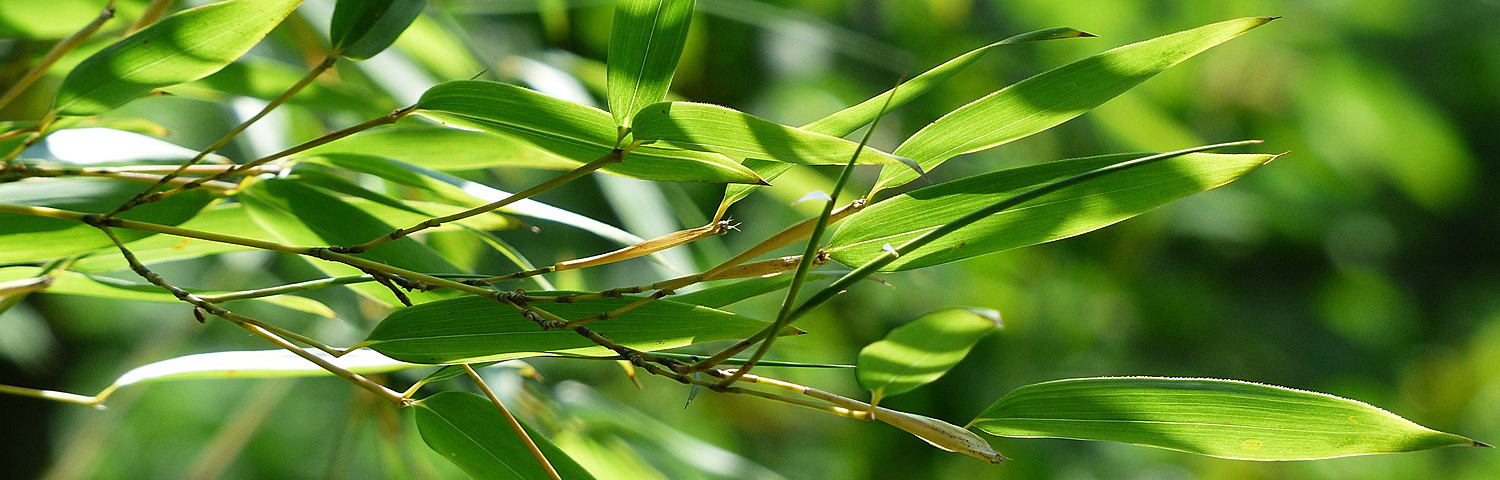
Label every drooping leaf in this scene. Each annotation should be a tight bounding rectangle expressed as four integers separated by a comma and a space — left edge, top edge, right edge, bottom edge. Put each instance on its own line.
330, 0, 426, 60
0, 266, 335, 318
414, 391, 597, 480
239, 177, 463, 305
969, 377, 1484, 460
857, 308, 1001, 400
0, 178, 214, 264
606, 0, 696, 127
719, 27, 1093, 211
53, 0, 304, 115
361, 295, 795, 364
828, 152, 1276, 271
875, 17, 1275, 189
630, 102, 906, 167
302, 125, 578, 171
415, 80, 762, 183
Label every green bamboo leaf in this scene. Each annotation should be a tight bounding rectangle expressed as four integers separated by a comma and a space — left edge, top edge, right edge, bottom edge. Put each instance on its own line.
239, 177, 463, 305
630, 102, 910, 168
361, 295, 796, 364
719, 27, 1092, 211
53, 0, 304, 115
414, 391, 597, 480
330, 0, 425, 60
804, 27, 1094, 138
0, 178, 213, 264
607, 0, 695, 127
0, 0, 138, 39
857, 308, 1001, 400
104, 349, 419, 393
828, 152, 1276, 271
875, 17, 1275, 189
970, 377, 1485, 460
304, 125, 578, 171
415, 80, 762, 184
0, 266, 335, 318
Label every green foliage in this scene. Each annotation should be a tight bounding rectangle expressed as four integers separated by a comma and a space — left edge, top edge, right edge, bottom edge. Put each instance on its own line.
970, 377, 1482, 460
414, 392, 598, 480
606, 0, 696, 127
329, 0, 426, 60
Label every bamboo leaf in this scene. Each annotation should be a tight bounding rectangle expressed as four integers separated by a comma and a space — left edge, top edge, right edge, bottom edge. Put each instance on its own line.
54, 0, 304, 115
330, 0, 426, 60
607, 0, 696, 127
361, 295, 795, 364
108, 349, 419, 391
857, 308, 1001, 399
630, 102, 909, 168
828, 152, 1276, 271
415, 80, 762, 183
970, 377, 1485, 460
239, 177, 463, 305
875, 17, 1275, 189
0, 178, 213, 264
303, 125, 579, 171
414, 391, 597, 480
719, 27, 1093, 212
0, 266, 335, 318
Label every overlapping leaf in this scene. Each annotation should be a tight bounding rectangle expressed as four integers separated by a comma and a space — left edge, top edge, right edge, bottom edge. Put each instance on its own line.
970, 377, 1483, 460
607, 0, 696, 127
330, 0, 426, 60
0, 178, 213, 264
0, 267, 334, 317
414, 80, 761, 183
302, 125, 578, 171
360, 295, 795, 364
875, 17, 1275, 189
857, 308, 1001, 400
631, 102, 909, 168
414, 391, 597, 480
54, 0, 303, 115
828, 152, 1275, 271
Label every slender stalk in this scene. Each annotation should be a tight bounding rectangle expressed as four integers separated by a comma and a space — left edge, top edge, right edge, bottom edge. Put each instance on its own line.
478, 219, 730, 285
0, 383, 101, 408
0, 2, 116, 112
339, 149, 625, 253
127, 0, 177, 33
112, 106, 417, 214
463, 365, 562, 480
112, 55, 338, 216
2, 166, 239, 192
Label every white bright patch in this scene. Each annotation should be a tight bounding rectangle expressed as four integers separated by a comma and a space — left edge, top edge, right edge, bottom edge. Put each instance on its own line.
29, 128, 226, 165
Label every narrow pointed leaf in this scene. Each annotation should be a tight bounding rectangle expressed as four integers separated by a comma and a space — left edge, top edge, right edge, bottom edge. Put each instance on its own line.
54, 0, 304, 115
970, 377, 1483, 460
857, 308, 1001, 399
607, 0, 696, 127
109, 349, 419, 390
829, 152, 1275, 271
0, 178, 213, 264
361, 295, 794, 364
330, 0, 426, 60
876, 17, 1275, 189
631, 101, 906, 168
415, 80, 762, 183
303, 125, 579, 171
804, 27, 1094, 138
415, 391, 597, 480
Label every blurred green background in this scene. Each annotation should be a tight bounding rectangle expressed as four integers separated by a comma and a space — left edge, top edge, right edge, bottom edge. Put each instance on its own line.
2, 0, 1498, 478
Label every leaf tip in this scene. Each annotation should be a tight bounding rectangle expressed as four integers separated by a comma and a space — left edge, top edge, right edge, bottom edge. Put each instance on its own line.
962, 308, 1004, 329
1474, 440, 1493, 448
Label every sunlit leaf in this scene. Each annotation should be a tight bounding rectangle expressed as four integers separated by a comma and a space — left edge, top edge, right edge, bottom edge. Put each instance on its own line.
0, 178, 213, 264
361, 295, 795, 364
857, 308, 1000, 399
415, 80, 762, 183
414, 391, 597, 480
875, 17, 1275, 189
53, 0, 303, 115
330, 0, 426, 60
0, 0, 141, 39
630, 102, 905, 167
828, 152, 1276, 271
0, 266, 335, 318
303, 125, 578, 171
22, 127, 229, 166
108, 349, 417, 392
607, 0, 695, 127
969, 377, 1484, 460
